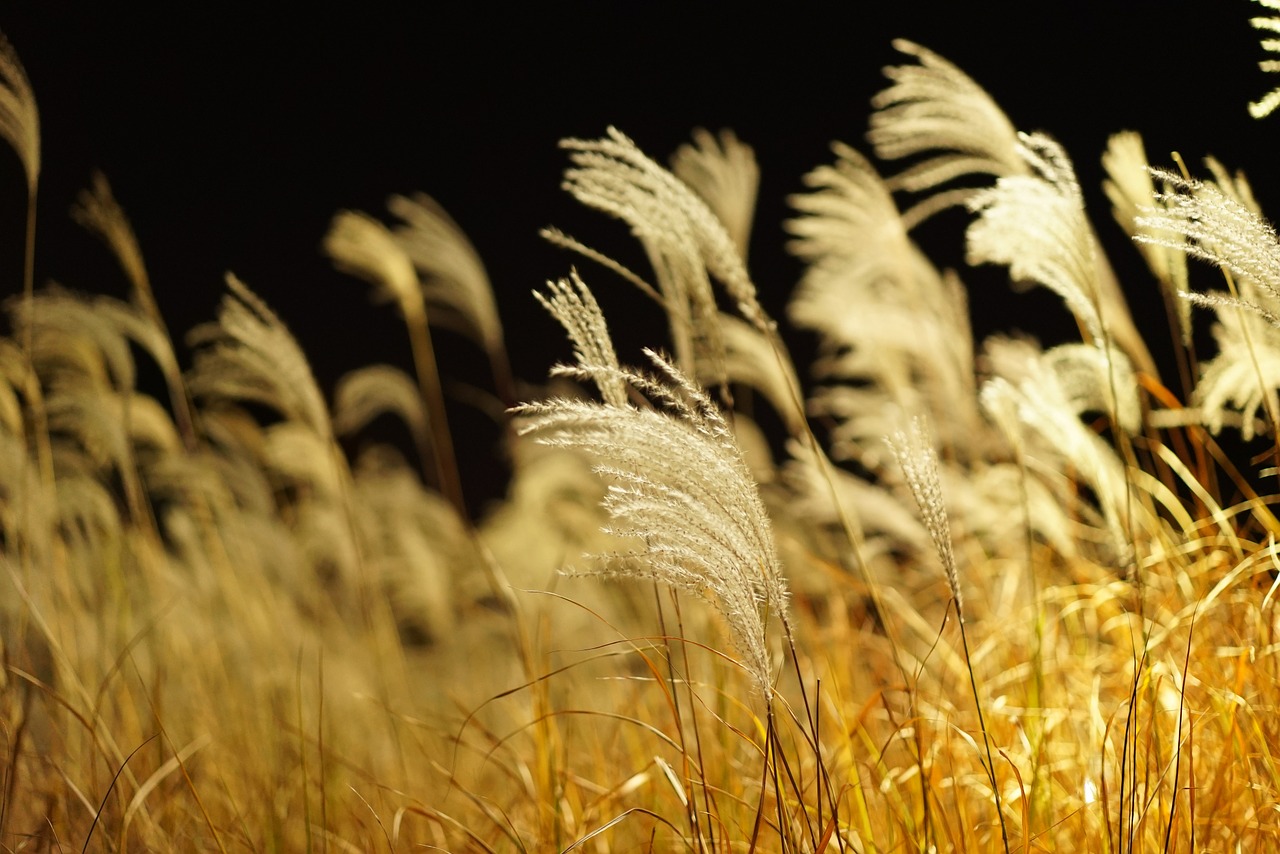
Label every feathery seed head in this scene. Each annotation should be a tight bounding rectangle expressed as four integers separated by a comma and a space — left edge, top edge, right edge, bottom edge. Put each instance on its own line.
323, 210, 422, 320
514, 277, 788, 697
387, 192, 503, 353
561, 127, 771, 336
670, 128, 759, 260
886, 417, 963, 617
966, 133, 1105, 344
869, 39, 1024, 225
1250, 0, 1280, 118
1137, 169, 1280, 311
0, 31, 39, 192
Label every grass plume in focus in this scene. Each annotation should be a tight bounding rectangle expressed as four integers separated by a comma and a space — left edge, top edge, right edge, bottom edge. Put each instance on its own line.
7, 15, 1280, 853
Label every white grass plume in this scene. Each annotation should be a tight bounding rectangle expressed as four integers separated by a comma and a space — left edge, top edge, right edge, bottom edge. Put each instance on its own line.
323, 208, 465, 512
966, 133, 1103, 342
1137, 169, 1280, 312
670, 127, 759, 260
10, 290, 136, 393
352, 445, 470, 646
787, 143, 979, 460
1136, 168, 1280, 436
886, 417, 962, 615
980, 337, 1136, 560
187, 275, 332, 439
323, 210, 420, 320
869, 39, 1023, 227
719, 312, 806, 436
386, 192, 505, 360
1195, 317, 1280, 438
1102, 132, 1191, 343
72, 173, 151, 308
514, 277, 789, 697
333, 364, 432, 462
535, 271, 628, 408
0, 339, 26, 437
967, 132, 1154, 377
563, 128, 766, 328
1250, 0, 1280, 118
559, 127, 774, 397
784, 438, 930, 560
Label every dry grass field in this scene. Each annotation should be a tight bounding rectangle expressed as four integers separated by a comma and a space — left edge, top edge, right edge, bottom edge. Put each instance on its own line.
5, 7, 1280, 851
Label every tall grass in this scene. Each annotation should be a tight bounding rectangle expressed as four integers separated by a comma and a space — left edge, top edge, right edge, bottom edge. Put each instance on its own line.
4, 16, 1280, 852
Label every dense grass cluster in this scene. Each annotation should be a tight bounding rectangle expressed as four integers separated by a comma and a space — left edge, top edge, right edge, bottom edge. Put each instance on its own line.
6, 19, 1280, 853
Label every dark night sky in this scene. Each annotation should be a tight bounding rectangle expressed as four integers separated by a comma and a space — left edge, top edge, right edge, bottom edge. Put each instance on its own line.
0, 3, 1274, 510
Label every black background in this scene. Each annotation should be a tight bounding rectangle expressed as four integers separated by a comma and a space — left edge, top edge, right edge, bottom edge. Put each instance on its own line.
1, 3, 1273, 512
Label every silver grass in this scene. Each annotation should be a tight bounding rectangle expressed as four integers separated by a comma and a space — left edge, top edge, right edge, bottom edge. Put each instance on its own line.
11, 290, 138, 392
539, 225, 662, 303
44, 385, 133, 477
886, 417, 963, 615
0, 30, 38, 192
144, 444, 270, 527
535, 271, 628, 408
1043, 343, 1142, 435
670, 127, 759, 260
263, 421, 345, 499
160, 502, 301, 613
1202, 156, 1262, 214
514, 281, 788, 695
386, 192, 505, 357
563, 128, 766, 329
187, 274, 332, 439
967, 132, 1154, 377
43, 385, 172, 524
887, 417, 1008, 847
940, 462, 1077, 561
70, 176, 201, 449
1135, 168, 1280, 435
1137, 169, 1280, 312
559, 127, 773, 397
352, 447, 470, 644
806, 384, 918, 468
477, 444, 617, 601
1194, 315, 1280, 439
293, 501, 362, 596
719, 312, 806, 436
784, 439, 930, 559
323, 207, 465, 513
31, 333, 112, 395
561, 130, 725, 385
787, 144, 979, 457
0, 429, 53, 555
95, 299, 183, 395
868, 39, 1024, 227
979, 338, 1134, 559
0, 337, 39, 442
122, 393, 182, 456
966, 133, 1103, 342
0, 364, 21, 439
786, 143, 910, 268
323, 210, 420, 317
799, 300, 974, 457
71, 173, 152, 310
144, 417, 280, 540
1250, 0, 1280, 118
52, 470, 120, 558
333, 364, 432, 461
1101, 132, 1191, 343
516, 359, 789, 696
